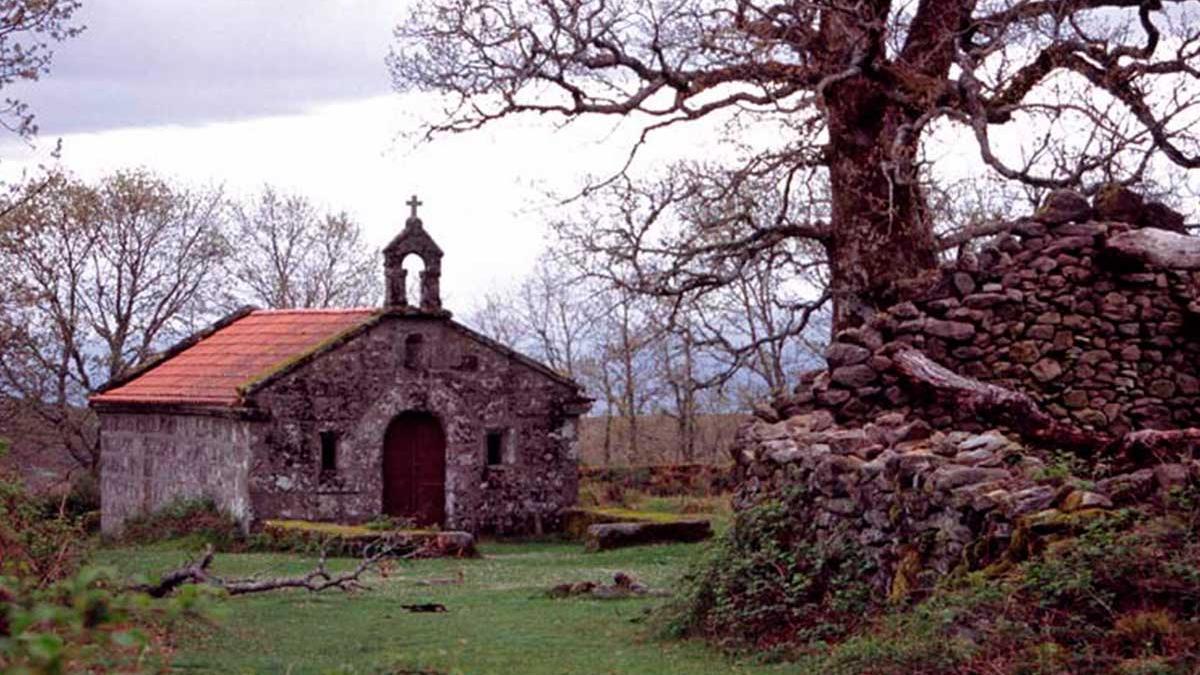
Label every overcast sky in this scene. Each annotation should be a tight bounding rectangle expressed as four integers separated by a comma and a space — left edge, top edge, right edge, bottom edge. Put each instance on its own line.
8, 2, 1192, 314
0, 0, 671, 311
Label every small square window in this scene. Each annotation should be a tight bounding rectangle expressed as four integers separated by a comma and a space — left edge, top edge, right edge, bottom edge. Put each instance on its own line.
486, 431, 504, 466
320, 431, 338, 475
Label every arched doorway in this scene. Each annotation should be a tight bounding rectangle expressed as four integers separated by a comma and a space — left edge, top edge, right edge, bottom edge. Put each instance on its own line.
382, 411, 446, 526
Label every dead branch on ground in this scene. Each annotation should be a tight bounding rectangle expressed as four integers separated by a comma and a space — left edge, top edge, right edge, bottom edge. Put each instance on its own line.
135, 540, 414, 599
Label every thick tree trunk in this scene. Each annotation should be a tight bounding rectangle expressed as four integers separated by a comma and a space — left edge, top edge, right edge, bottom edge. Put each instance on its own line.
823, 77, 940, 331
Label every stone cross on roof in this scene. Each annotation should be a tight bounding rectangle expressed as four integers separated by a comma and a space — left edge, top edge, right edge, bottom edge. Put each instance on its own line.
407, 195, 423, 220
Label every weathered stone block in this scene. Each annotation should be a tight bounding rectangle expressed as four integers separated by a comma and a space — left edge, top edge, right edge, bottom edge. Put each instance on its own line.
831, 364, 879, 388
825, 342, 872, 367
584, 520, 713, 552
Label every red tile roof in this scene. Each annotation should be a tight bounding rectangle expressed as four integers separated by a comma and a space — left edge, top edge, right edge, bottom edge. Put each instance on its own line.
91, 309, 379, 407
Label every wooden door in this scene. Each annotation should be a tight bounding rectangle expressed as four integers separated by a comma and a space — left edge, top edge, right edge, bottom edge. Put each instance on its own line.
382, 411, 446, 526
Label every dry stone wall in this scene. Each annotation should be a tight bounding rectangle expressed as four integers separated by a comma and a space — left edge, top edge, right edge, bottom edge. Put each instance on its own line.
780, 188, 1200, 436
735, 187, 1200, 601
734, 411, 1198, 599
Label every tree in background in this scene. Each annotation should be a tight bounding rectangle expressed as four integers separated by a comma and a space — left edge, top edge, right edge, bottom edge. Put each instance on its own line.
0, 170, 226, 471
0, 174, 384, 474
464, 241, 819, 465
392, 0, 1200, 330
0, 0, 83, 141
465, 255, 658, 465
226, 186, 381, 309
649, 304, 703, 463
556, 178, 829, 394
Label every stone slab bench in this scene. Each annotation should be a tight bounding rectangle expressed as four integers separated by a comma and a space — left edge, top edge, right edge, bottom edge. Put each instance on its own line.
584, 520, 713, 552
563, 507, 712, 540
260, 520, 478, 558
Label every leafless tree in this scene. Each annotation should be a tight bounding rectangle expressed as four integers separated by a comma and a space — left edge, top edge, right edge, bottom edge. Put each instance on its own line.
590, 284, 659, 464
391, 0, 1200, 331
226, 186, 382, 310
464, 290, 531, 349
0, 170, 227, 471
648, 304, 703, 462
556, 177, 829, 395
506, 253, 607, 379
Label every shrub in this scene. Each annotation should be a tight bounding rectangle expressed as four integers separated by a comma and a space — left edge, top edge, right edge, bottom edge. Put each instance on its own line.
57, 472, 101, 522
660, 484, 875, 655
117, 498, 241, 550
669, 468, 1200, 671
0, 448, 89, 586
0, 441, 208, 672
798, 501, 1200, 672
0, 566, 210, 673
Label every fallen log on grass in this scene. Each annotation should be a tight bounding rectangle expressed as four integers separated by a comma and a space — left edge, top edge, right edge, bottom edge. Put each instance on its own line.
260, 520, 478, 558
134, 540, 413, 598
584, 520, 712, 552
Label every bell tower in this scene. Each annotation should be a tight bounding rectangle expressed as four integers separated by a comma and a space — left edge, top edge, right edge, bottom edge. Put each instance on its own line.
383, 195, 443, 312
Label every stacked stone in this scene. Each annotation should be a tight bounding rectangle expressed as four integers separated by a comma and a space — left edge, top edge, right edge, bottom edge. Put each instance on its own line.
733, 412, 1197, 599
782, 187, 1199, 436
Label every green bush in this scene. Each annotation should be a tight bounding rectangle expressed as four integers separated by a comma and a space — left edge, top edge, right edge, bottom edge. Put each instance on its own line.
795, 500, 1200, 673
660, 483, 875, 655
56, 472, 101, 522
0, 566, 210, 673
0, 460, 89, 586
667, 468, 1200, 672
117, 498, 241, 550
0, 445, 209, 672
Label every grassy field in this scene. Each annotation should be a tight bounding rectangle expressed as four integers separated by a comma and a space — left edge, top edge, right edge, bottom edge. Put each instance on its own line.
92, 495, 781, 674
97, 538, 788, 674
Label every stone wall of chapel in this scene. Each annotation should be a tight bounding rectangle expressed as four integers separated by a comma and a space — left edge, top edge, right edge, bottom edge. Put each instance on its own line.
248, 316, 583, 534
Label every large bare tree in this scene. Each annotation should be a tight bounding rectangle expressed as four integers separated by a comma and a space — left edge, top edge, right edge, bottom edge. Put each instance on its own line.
226, 187, 382, 310
0, 170, 227, 471
391, 0, 1200, 330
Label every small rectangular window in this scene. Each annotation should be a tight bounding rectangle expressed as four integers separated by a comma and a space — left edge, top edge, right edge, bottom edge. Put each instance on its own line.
486, 430, 504, 466
404, 333, 424, 369
320, 431, 338, 475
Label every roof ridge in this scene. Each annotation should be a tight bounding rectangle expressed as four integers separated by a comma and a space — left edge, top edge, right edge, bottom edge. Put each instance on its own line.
249, 307, 379, 314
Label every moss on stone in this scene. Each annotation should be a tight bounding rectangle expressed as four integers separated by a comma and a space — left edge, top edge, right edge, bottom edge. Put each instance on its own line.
562, 507, 706, 540
889, 547, 923, 604
263, 519, 435, 539
235, 316, 381, 397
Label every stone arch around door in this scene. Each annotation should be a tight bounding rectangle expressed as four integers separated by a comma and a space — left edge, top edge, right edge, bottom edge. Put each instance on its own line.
382, 411, 445, 526
352, 380, 480, 530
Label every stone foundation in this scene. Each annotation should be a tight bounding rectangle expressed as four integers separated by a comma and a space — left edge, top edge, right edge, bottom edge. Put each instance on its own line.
734, 412, 1197, 598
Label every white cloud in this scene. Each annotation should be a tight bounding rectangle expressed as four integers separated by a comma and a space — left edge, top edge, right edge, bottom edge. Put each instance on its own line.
0, 93, 683, 311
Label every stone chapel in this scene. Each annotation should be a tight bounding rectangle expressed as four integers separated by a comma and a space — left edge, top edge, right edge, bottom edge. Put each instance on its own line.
91, 198, 591, 535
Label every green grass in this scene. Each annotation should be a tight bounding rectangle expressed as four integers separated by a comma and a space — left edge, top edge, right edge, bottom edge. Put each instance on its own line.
95, 539, 791, 674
